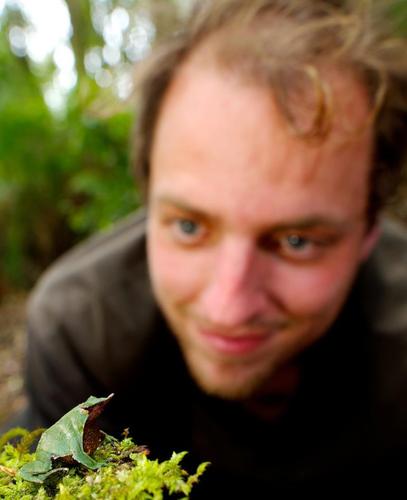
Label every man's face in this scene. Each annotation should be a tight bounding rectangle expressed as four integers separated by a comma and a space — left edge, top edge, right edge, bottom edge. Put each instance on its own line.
147, 61, 378, 400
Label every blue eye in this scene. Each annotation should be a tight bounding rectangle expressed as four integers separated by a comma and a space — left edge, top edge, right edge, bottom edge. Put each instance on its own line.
285, 234, 310, 250
259, 231, 333, 261
170, 218, 207, 246
178, 219, 199, 235
278, 234, 318, 260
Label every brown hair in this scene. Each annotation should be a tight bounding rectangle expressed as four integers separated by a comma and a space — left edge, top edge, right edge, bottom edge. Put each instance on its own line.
132, 0, 407, 221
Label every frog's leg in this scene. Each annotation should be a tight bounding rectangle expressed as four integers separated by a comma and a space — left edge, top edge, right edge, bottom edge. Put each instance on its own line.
61, 422, 102, 469
71, 447, 103, 469
19, 451, 53, 482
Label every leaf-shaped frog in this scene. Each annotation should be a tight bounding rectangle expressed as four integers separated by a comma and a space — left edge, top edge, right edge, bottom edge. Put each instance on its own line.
19, 394, 114, 483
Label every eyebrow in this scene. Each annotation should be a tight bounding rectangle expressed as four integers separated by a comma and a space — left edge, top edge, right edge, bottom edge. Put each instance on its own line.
154, 195, 355, 233
154, 196, 216, 220
269, 217, 353, 233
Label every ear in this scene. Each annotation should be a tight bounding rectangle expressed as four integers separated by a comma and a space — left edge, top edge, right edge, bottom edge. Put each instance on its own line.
360, 222, 381, 262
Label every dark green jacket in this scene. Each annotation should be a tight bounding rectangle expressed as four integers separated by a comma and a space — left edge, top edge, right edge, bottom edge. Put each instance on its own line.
16, 210, 407, 495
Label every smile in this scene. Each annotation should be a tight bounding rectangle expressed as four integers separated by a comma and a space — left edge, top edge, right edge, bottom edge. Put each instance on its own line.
198, 330, 272, 356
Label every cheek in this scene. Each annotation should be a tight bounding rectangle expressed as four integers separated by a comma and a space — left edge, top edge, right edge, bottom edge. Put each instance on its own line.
269, 249, 361, 318
147, 229, 207, 304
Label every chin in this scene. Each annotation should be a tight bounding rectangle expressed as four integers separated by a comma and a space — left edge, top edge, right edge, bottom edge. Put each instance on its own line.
182, 348, 278, 400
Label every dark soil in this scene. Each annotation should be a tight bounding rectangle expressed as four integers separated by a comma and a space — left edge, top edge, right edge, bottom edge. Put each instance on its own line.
0, 293, 27, 427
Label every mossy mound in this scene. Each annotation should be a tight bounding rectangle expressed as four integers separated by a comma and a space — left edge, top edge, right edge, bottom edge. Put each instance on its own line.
0, 427, 208, 499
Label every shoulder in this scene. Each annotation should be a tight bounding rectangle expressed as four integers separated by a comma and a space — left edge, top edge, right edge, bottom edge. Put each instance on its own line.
369, 216, 407, 273
31, 208, 148, 299
358, 216, 407, 334
27, 208, 159, 372
356, 217, 407, 434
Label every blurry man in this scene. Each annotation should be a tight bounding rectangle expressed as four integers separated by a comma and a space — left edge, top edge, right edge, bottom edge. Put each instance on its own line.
13, 0, 407, 495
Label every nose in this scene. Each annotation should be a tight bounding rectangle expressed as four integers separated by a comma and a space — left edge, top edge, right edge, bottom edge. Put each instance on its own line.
198, 237, 271, 328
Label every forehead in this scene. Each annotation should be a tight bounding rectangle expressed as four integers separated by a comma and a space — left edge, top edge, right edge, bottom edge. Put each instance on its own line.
153, 57, 373, 163
150, 59, 373, 225
173, 43, 371, 124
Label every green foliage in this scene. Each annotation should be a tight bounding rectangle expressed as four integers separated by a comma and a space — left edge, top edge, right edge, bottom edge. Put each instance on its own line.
389, 0, 407, 35
62, 112, 139, 235
0, 67, 138, 288
0, 429, 209, 499
0, 2, 141, 290
0, 428, 45, 454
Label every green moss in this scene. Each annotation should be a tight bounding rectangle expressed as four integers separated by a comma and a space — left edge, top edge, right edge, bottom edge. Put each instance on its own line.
0, 429, 209, 499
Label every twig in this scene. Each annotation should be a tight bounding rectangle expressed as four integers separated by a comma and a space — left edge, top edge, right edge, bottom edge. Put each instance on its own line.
0, 465, 16, 476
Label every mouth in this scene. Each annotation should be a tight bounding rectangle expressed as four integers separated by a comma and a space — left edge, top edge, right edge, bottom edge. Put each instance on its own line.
198, 329, 273, 356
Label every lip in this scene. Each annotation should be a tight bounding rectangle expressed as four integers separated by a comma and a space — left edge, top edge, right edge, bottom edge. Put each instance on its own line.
199, 330, 271, 356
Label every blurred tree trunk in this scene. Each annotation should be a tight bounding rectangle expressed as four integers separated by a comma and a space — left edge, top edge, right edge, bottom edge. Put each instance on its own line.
64, 0, 99, 78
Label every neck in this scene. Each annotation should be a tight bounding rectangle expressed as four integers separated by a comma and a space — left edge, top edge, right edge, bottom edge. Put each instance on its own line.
242, 362, 302, 421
